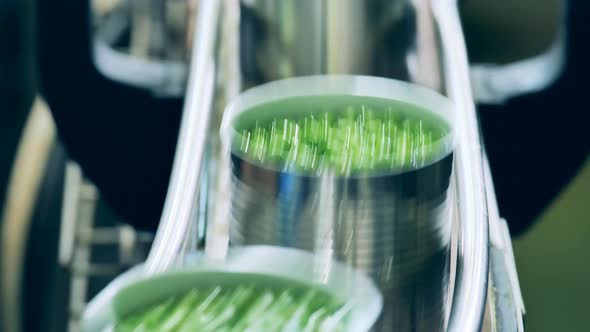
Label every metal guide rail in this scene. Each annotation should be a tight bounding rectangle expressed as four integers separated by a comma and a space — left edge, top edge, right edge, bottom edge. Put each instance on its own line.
140, 1, 489, 331
71, 1, 526, 331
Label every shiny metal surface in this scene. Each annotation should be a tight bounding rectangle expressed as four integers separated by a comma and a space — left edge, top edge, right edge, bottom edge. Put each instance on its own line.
221, 74, 457, 331
144, 0, 220, 275
229, 157, 454, 331
432, 2, 489, 332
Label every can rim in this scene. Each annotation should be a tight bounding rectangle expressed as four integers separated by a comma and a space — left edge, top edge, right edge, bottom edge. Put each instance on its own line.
220, 75, 457, 178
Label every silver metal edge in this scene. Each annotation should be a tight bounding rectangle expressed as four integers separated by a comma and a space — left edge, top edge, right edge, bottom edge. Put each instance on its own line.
484, 152, 525, 332
493, 220, 526, 332
143, 0, 221, 275
483, 153, 526, 319
432, 2, 490, 331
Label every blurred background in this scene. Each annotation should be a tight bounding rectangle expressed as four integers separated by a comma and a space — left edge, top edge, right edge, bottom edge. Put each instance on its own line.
0, 0, 588, 331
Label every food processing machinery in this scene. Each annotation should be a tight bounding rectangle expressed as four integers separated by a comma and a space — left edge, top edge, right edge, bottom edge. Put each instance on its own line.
6, 0, 567, 331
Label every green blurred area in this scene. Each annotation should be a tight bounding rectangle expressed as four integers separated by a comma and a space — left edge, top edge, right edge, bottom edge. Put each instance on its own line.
514, 159, 590, 332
